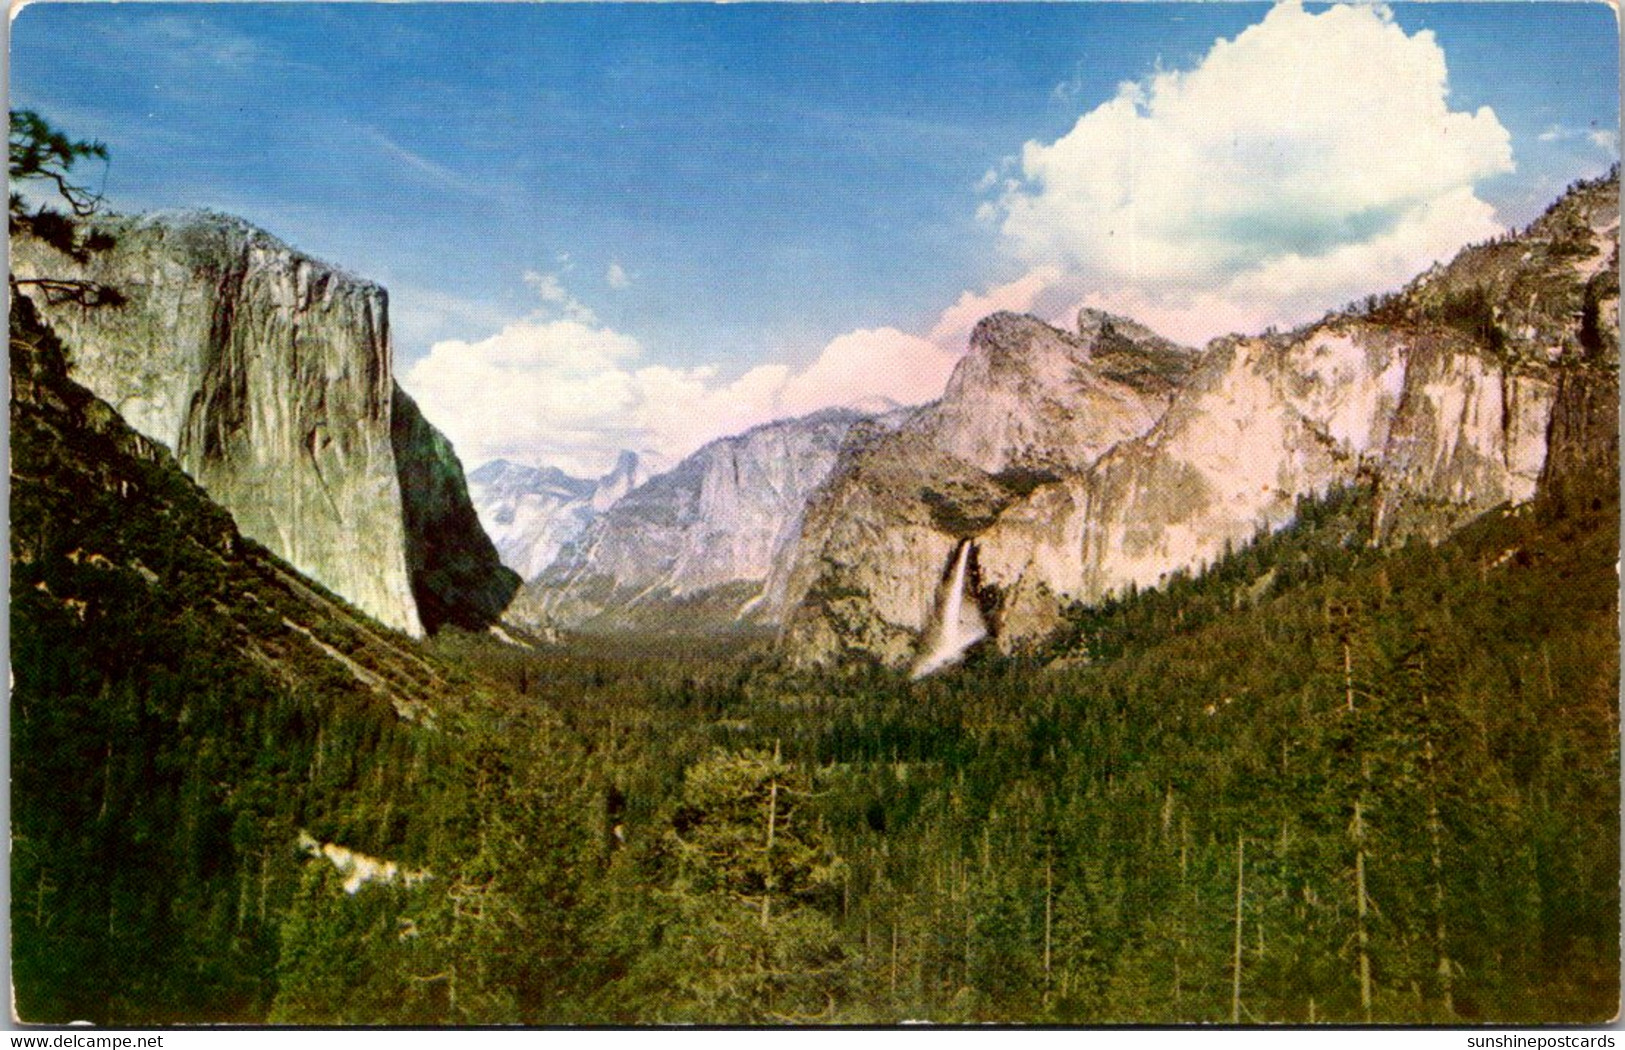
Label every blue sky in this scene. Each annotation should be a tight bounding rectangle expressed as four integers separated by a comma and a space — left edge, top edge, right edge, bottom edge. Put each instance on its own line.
11, 2, 1619, 474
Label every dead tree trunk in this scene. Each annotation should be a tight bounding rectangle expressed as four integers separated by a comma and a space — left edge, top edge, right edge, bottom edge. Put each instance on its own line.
1353, 795, 1373, 1023
1231, 834, 1246, 1024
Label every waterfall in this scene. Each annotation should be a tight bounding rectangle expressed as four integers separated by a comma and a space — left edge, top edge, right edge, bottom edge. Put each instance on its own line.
910, 539, 988, 679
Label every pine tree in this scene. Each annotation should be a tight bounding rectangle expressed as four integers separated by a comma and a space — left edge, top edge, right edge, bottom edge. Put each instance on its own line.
633, 746, 848, 1023
9, 109, 124, 305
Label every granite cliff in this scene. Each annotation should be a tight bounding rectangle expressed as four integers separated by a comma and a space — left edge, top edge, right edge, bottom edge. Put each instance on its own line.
14, 211, 516, 635
775, 310, 1196, 668
467, 451, 642, 582
780, 172, 1619, 669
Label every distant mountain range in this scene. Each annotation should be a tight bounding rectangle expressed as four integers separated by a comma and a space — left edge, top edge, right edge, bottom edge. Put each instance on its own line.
467, 451, 642, 583
511, 407, 870, 633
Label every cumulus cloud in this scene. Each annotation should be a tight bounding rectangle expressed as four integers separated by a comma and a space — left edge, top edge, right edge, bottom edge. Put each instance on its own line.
928, 268, 1061, 347
403, 277, 960, 476
988, 1, 1514, 342
777, 327, 959, 417
403, 317, 644, 474
410, 3, 1525, 474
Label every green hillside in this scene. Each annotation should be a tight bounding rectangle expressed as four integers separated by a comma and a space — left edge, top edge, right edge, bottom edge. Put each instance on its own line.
10, 297, 600, 1024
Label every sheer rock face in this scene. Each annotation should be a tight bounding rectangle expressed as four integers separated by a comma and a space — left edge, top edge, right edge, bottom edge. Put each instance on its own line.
978, 323, 1558, 649
14, 211, 510, 637
9, 292, 456, 725
922, 309, 1193, 475
777, 312, 1196, 666
512, 409, 866, 632
467, 451, 641, 583
782, 174, 1618, 668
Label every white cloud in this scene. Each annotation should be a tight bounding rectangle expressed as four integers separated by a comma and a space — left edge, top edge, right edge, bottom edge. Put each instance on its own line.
523, 269, 598, 324
410, 2, 1529, 476
1543, 124, 1621, 155
388, 284, 520, 361
403, 277, 960, 476
989, 1, 1514, 343
928, 268, 1061, 347
402, 317, 644, 474
777, 327, 959, 418
1076, 186, 1505, 343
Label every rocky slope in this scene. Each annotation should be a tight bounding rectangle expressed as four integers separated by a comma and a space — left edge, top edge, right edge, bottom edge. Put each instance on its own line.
468, 451, 641, 582
782, 172, 1619, 668
513, 409, 867, 632
9, 293, 460, 723
13, 211, 514, 636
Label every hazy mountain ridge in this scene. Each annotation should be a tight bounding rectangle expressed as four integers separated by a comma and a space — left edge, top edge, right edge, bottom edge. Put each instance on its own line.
13, 211, 514, 636
513, 408, 869, 633
467, 451, 641, 582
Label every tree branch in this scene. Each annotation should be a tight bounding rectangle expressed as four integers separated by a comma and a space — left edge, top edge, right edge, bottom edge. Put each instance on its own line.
12, 277, 126, 308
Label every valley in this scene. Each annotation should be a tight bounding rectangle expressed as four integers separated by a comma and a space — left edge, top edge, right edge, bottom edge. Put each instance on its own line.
8, 110, 1618, 1025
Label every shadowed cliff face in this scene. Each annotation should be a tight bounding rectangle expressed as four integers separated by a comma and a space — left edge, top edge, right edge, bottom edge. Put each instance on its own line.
391, 387, 521, 633
1539, 270, 1620, 517
9, 293, 458, 721
780, 173, 1620, 668
14, 211, 516, 636
8, 294, 507, 1022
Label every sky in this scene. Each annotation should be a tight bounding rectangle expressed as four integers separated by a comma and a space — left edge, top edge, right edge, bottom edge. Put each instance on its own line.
10, 2, 1620, 477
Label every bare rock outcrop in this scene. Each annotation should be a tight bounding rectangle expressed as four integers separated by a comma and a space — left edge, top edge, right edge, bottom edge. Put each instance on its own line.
778, 310, 1196, 666
15, 211, 513, 635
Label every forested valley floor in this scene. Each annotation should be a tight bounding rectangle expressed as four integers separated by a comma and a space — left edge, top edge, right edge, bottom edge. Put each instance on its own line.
11, 293, 1619, 1025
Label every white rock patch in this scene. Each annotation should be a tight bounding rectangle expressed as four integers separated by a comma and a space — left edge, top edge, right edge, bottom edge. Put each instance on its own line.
297, 830, 430, 895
